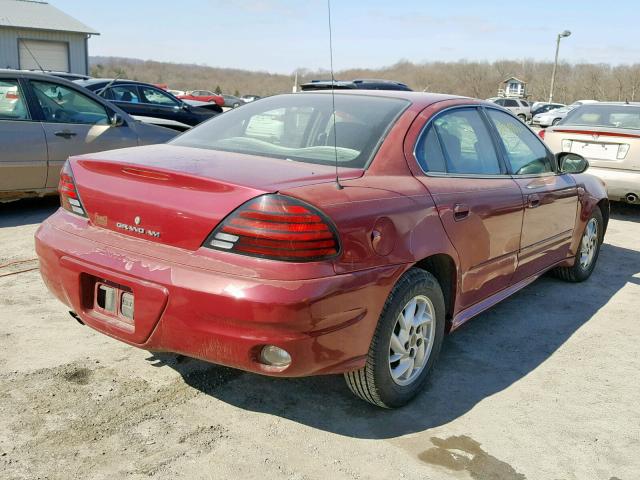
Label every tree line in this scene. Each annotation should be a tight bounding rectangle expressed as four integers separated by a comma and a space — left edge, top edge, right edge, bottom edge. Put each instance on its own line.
90, 56, 640, 104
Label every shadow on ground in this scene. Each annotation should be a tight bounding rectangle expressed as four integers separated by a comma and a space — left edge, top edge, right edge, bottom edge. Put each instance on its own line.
0, 197, 59, 228
610, 201, 639, 222
149, 240, 640, 439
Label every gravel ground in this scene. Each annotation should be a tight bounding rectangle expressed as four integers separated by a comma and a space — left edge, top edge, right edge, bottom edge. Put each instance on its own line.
0, 198, 639, 480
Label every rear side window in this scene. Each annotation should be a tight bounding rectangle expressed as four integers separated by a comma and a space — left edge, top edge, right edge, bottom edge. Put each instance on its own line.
487, 109, 553, 175
0, 79, 29, 120
109, 85, 140, 103
423, 108, 501, 175
415, 126, 446, 173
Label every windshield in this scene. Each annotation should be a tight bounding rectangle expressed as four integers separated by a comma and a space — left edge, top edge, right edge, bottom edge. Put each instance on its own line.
561, 104, 640, 129
171, 93, 409, 168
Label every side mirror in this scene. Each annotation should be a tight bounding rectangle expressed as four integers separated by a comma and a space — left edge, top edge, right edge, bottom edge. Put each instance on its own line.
110, 113, 125, 127
557, 152, 589, 174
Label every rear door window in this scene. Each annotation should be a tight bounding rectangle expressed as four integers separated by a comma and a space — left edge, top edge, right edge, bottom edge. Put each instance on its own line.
486, 109, 553, 175
504, 99, 519, 107
109, 85, 140, 103
417, 108, 502, 175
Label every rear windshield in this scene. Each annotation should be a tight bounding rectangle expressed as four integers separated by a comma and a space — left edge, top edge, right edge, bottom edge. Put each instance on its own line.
171, 93, 409, 168
561, 104, 640, 129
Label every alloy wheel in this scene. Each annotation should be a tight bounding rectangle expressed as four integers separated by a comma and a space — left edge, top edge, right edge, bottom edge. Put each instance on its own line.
388, 295, 436, 386
579, 218, 598, 269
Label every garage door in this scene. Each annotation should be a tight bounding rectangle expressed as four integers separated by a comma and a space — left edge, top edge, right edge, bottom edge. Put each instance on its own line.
19, 40, 69, 72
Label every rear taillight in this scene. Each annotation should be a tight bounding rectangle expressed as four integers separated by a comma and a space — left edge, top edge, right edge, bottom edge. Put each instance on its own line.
538, 129, 546, 140
205, 195, 339, 262
58, 161, 87, 217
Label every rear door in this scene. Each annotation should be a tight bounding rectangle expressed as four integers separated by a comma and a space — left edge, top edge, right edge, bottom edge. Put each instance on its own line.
412, 106, 524, 309
0, 77, 48, 192
485, 108, 578, 281
104, 84, 148, 117
28, 79, 139, 188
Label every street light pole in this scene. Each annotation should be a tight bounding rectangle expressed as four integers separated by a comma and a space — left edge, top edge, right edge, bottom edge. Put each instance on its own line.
549, 30, 571, 103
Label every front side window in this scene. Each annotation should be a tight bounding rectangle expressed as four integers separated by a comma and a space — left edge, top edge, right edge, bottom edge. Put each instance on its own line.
31, 81, 109, 125
172, 93, 408, 168
422, 108, 501, 175
0, 79, 29, 120
487, 109, 552, 175
140, 87, 179, 106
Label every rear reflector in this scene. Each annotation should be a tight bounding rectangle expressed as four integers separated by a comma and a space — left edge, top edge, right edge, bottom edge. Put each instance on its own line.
204, 194, 339, 262
58, 161, 87, 217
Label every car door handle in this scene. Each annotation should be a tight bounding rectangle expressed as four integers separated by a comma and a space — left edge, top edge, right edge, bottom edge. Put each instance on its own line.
453, 203, 470, 221
54, 130, 77, 139
527, 194, 540, 208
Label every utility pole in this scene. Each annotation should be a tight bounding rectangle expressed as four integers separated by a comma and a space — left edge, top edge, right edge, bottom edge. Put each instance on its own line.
549, 30, 571, 103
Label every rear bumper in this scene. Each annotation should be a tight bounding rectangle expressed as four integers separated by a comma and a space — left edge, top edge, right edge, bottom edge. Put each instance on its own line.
35, 211, 404, 376
587, 167, 640, 201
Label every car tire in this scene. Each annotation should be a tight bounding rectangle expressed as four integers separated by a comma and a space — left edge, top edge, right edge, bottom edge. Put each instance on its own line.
233, 103, 240, 108
552, 118, 561, 126
344, 268, 445, 408
553, 207, 603, 282
517, 114, 527, 122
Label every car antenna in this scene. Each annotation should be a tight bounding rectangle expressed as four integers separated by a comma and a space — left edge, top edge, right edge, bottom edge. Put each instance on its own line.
96, 73, 123, 96
327, 0, 343, 190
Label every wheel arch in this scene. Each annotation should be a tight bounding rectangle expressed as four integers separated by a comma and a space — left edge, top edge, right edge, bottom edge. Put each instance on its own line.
413, 253, 458, 330
597, 198, 610, 237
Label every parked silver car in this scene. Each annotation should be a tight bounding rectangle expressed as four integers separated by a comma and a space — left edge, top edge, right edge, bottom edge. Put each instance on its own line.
492, 98, 532, 122
532, 100, 598, 127
0, 70, 176, 202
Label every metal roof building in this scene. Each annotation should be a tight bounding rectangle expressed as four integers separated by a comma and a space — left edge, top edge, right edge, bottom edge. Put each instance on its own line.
0, 0, 99, 75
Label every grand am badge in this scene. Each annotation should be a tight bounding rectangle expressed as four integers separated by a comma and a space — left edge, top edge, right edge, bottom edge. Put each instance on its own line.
116, 217, 160, 238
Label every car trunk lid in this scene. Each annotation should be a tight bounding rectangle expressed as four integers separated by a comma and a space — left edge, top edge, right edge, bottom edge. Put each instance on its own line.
546, 127, 640, 171
70, 144, 363, 250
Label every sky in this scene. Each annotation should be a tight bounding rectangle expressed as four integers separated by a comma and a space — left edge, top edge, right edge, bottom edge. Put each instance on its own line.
52, 0, 640, 74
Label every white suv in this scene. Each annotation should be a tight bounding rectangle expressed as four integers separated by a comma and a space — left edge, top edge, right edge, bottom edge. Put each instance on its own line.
492, 98, 531, 122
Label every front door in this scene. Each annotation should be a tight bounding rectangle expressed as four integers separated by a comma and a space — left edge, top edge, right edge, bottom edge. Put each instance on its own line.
413, 107, 524, 309
0, 78, 47, 192
28, 80, 139, 188
484, 108, 578, 281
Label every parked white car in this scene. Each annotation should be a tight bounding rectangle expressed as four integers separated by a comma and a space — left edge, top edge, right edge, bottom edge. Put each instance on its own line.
532, 100, 598, 127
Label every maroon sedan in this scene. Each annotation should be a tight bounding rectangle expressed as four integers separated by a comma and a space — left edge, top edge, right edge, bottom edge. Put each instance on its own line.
36, 91, 608, 408
177, 90, 225, 106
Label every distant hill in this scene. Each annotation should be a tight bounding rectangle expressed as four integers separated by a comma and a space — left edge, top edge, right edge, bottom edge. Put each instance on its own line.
89, 56, 640, 104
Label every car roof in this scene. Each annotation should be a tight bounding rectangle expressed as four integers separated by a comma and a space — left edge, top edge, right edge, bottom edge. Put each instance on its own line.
575, 101, 640, 107
76, 78, 161, 89
298, 89, 471, 109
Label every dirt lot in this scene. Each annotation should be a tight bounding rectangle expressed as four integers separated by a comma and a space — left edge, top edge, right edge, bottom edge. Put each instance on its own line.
1, 198, 639, 480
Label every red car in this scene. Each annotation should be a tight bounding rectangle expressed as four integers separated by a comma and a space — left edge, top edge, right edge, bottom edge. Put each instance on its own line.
177, 90, 224, 107
36, 91, 608, 408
